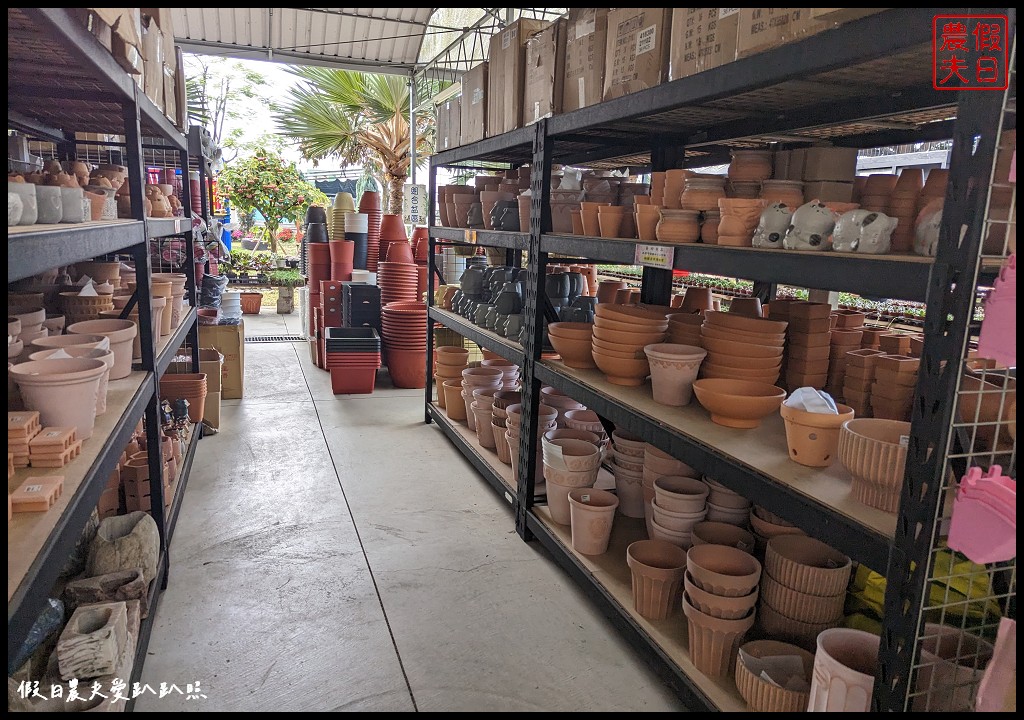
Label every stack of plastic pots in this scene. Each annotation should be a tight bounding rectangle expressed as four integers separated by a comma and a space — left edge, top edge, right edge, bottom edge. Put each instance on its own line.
331, 192, 355, 241
411, 226, 430, 298
380, 301, 427, 388
378, 214, 409, 268
324, 327, 381, 394
378, 237, 420, 309
345, 212, 370, 270
329, 238, 354, 281
358, 191, 383, 272
342, 282, 381, 335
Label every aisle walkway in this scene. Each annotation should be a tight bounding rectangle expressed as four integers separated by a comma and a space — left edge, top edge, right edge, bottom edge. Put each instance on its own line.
138, 316, 684, 712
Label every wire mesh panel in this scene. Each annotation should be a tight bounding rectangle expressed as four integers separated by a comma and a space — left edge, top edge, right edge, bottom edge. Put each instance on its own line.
905, 39, 1017, 713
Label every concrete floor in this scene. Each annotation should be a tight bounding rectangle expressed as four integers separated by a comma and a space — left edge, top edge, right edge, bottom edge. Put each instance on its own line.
138, 313, 684, 712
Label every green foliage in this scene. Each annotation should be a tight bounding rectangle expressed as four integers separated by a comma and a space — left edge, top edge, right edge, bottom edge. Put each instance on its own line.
184, 56, 268, 146
228, 249, 254, 271
268, 269, 304, 287
219, 144, 323, 254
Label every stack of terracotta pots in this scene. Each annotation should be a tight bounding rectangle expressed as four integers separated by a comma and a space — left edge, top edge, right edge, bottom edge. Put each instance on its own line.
378, 249, 420, 308
683, 543, 761, 677
759, 536, 850, 651
433, 346, 469, 409
608, 430, 645, 518
411, 226, 430, 298
358, 191, 383, 272
489, 390, 521, 465
591, 304, 667, 386
642, 445, 696, 539
540, 432, 600, 526
122, 449, 172, 513
307, 242, 331, 299
650, 475, 708, 548
626, 539, 688, 621
562, 408, 606, 444
106, 294, 163, 360
459, 367, 503, 434
468, 387, 499, 449
703, 478, 753, 525
826, 312, 866, 397
547, 321, 596, 370
152, 272, 188, 329
666, 311, 705, 347
699, 311, 786, 385
772, 301, 830, 391
328, 237, 355, 281
159, 372, 208, 423
60, 288, 113, 326
507, 403, 558, 493
858, 173, 898, 213
870, 354, 919, 421
324, 327, 382, 394
842, 348, 885, 417
887, 169, 923, 252
381, 301, 427, 389
537, 386, 583, 427
748, 506, 805, 557
480, 357, 519, 390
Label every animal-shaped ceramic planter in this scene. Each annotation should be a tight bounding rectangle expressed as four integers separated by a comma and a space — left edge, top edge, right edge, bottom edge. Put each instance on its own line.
752, 202, 792, 248
64, 160, 91, 187
783, 201, 837, 251
914, 199, 944, 257
833, 210, 899, 254
145, 185, 171, 218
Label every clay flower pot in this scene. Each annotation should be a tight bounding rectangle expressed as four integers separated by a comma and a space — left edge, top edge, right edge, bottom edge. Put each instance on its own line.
656, 209, 700, 243
692, 378, 787, 429
626, 539, 688, 620
442, 379, 466, 421
914, 623, 995, 711
837, 418, 911, 512
780, 402, 855, 467
612, 462, 645, 518
29, 346, 114, 414
760, 573, 845, 625
471, 403, 497, 449
653, 475, 708, 513
545, 475, 583, 525
9, 358, 107, 439
728, 150, 774, 182
764, 535, 851, 597
542, 437, 602, 472
682, 590, 756, 678
808, 628, 879, 711
86, 511, 161, 584
66, 319, 138, 380
686, 543, 762, 597
644, 343, 707, 406
685, 572, 758, 620
691, 521, 756, 553
596, 280, 627, 304
568, 488, 619, 555
597, 211, 624, 239
680, 287, 714, 313
736, 640, 814, 712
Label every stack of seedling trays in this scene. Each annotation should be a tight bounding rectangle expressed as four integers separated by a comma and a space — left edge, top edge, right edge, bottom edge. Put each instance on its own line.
324, 327, 382, 395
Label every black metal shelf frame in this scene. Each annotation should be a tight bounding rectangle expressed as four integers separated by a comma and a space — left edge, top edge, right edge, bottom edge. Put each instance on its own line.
164, 423, 203, 549
422, 9, 1016, 712
155, 307, 200, 377
430, 226, 529, 250
8, 222, 146, 284
428, 307, 523, 363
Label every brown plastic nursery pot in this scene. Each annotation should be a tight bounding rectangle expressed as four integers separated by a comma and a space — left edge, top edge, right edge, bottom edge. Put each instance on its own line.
388, 349, 427, 389
837, 418, 910, 513
682, 591, 756, 678
625, 540, 688, 620
780, 402, 855, 468
684, 572, 758, 620
686, 543, 762, 598
9, 358, 107, 439
567, 488, 619, 555
764, 535, 851, 597
735, 640, 814, 712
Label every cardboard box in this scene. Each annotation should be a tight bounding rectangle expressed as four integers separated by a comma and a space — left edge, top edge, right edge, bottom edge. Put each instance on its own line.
203, 391, 221, 430
736, 8, 827, 59
786, 148, 807, 181
802, 147, 859, 182
173, 46, 187, 129
436, 96, 461, 151
141, 16, 164, 112
487, 18, 550, 137
75, 9, 113, 51
198, 323, 244, 400
810, 8, 888, 25
460, 62, 488, 144
604, 8, 671, 100
436, 101, 451, 151
91, 8, 144, 74
163, 63, 177, 124
523, 19, 566, 125
168, 347, 224, 394
803, 180, 854, 203
668, 8, 740, 81
562, 9, 609, 113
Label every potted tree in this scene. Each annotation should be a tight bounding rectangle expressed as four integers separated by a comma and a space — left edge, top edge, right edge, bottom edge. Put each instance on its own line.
269, 269, 303, 314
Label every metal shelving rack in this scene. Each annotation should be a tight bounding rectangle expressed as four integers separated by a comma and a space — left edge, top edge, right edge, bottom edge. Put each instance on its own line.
426, 8, 1016, 712
7, 7, 203, 685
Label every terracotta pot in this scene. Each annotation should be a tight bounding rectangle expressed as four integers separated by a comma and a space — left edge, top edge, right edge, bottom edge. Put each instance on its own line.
28, 346, 113, 414
652, 475, 708, 513
611, 463, 645, 518
728, 150, 773, 182
692, 378, 787, 429
442, 379, 466, 420
837, 418, 910, 512
685, 572, 758, 620
9, 358, 106, 438
682, 590, 756, 678
680, 287, 714, 313
66, 319, 137, 380
760, 180, 804, 208
545, 476, 580, 525
592, 350, 650, 387
542, 437, 602, 472
736, 640, 814, 712
690, 523, 756, 556
761, 573, 845, 625
595, 280, 627, 304
780, 402, 855, 468
644, 343, 707, 406
626, 539, 688, 620
681, 177, 727, 212
471, 403, 496, 449
651, 496, 706, 530
764, 535, 851, 597
644, 445, 695, 478
914, 623, 995, 712
567, 488, 619, 555
808, 628, 879, 711
686, 543, 762, 597
597, 212, 623, 238
492, 420, 513, 464
749, 511, 805, 541
30, 332, 108, 353
656, 209, 700, 243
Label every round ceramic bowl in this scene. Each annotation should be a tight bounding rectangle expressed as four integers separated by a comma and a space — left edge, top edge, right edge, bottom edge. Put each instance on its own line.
653, 475, 709, 513
749, 511, 806, 540
692, 378, 787, 429
591, 336, 648, 357
547, 321, 595, 341
764, 535, 851, 597
593, 315, 668, 333
686, 543, 762, 597
684, 571, 758, 619
595, 303, 671, 327
652, 497, 707, 529
760, 573, 845, 624
703, 350, 782, 370
544, 428, 601, 447
650, 516, 693, 547
592, 351, 650, 387
611, 430, 646, 457
701, 363, 781, 384
690, 521, 756, 553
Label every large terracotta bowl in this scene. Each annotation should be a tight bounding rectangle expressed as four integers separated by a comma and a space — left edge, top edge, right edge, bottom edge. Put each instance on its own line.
701, 336, 783, 359
592, 350, 650, 386
692, 378, 786, 428
595, 315, 669, 333
592, 325, 666, 346
548, 333, 596, 369
704, 310, 788, 335
548, 322, 595, 341
701, 362, 781, 384
595, 303, 671, 327
592, 336, 647, 358
703, 352, 782, 370
700, 324, 786, 346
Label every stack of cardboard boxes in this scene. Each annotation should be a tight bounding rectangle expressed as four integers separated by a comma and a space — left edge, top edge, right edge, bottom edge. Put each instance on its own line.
439, 8, 885, 149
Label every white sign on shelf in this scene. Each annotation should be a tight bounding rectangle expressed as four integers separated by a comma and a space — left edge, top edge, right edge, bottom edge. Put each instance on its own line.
634, 243, 675, 270
403, 184, 427, 225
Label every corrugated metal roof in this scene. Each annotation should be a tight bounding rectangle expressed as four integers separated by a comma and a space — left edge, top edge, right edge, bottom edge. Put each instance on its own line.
171, 8, 437, 74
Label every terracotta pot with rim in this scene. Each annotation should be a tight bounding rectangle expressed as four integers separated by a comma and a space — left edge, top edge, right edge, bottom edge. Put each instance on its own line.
644, 343, 707, 406
567, 488, 619, 555
682, 590, 756, 678
9, 358, 107, 438
66, 318, 138, 380
781, 402, 855, 467
626, 539, 688, 620
28, 346, 114, 414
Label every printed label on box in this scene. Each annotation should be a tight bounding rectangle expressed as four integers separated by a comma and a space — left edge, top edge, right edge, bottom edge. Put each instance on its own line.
720, 8, 741, 18
574, 17, 596, 39
24, 485, 42, 493
502, 27, 515, 50
472, 87, 484, 105
636, 24, 657, 55
634, 244, 675, 270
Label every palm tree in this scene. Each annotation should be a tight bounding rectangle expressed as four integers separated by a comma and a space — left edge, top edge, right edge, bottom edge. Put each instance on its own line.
273, 69, 439, 214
